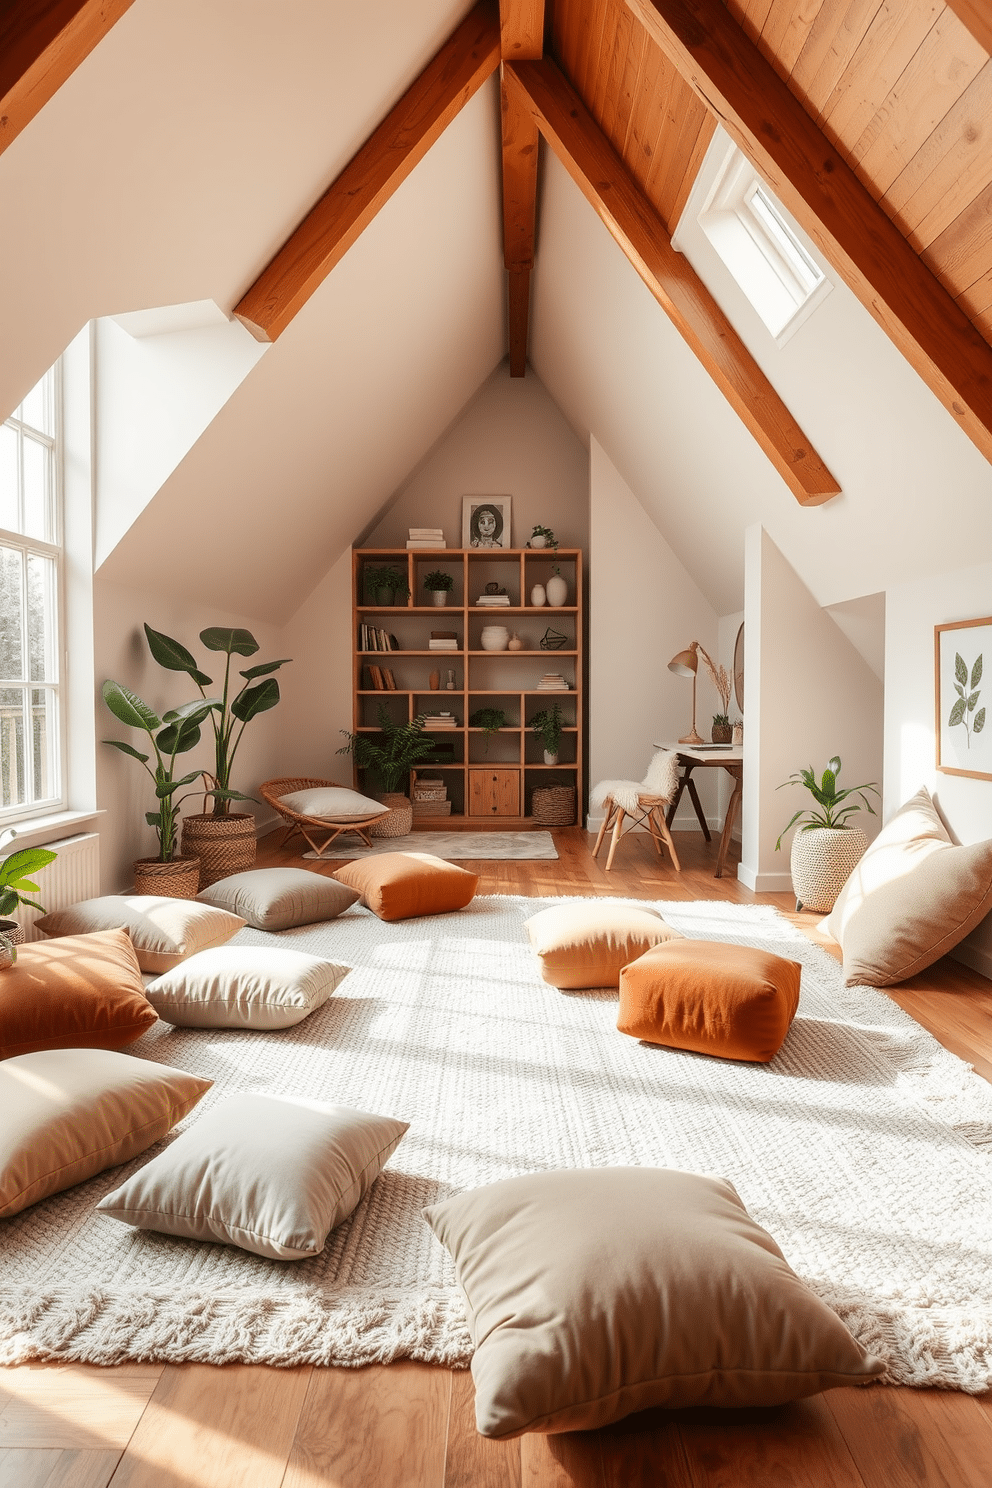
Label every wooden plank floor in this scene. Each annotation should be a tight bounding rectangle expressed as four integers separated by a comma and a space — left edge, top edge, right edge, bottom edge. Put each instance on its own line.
3, 825, 991, 1487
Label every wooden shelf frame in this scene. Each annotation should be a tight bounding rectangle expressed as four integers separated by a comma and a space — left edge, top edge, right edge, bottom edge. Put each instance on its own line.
352, 546, 584, 827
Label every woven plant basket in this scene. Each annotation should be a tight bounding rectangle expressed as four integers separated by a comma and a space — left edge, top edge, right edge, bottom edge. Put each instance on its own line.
180, 813, 257, 890
369, 794, 414, 837
0, 918, 25, 946
132, 857, 201, 900
790, 826, 867, 913
532, 785, 576, 827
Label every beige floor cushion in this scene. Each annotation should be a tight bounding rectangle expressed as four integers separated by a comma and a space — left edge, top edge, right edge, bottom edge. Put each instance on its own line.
824, 786, 992, 986
525, 901, 682, 988
35, 896, 244, 974
197, 867, 359, 930
424, 1167, 883, 1438
279, 786, 385, 820
144, 946, 351, 1029
0, 1048, 211, 1218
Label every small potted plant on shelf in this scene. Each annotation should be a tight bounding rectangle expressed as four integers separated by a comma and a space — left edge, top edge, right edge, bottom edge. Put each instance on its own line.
530, 703, 563, 764
0, 829, 58, 965
424, 570, 454, 607
470, 706, 506, 754
102, 681, 214, 897
529, 524, 558, 550
364, 565, 410, 606
338, 704, 439, 836
776, 755, 879, 913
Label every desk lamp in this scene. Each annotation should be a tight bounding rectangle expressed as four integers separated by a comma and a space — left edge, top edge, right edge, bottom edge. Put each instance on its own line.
668, 642, 705, 745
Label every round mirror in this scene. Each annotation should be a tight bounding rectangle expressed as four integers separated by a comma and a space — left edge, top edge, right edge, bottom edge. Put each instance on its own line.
733, 623, 744, 714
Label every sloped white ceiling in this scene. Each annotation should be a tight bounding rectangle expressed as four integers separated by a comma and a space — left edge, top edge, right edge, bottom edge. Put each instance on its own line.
530, 149, 992, 615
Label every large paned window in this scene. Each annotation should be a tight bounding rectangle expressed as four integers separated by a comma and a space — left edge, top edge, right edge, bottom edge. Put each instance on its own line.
0, 365, 64, 823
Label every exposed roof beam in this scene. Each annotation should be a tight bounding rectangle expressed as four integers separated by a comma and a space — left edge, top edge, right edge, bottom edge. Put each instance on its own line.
505, 57, 840, 506
500, 2, 544, 376
0, 0, 136, 158
234, 2, 500, 343
945, 1, 992, 57
625, 0, 992, 468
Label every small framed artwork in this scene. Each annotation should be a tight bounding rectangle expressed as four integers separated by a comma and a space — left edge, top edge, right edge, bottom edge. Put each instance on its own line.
935, 616, 992, 780
462, 496, 511, 549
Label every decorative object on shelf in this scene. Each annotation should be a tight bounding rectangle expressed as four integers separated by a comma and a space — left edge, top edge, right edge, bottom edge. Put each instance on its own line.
531, 703, 563, 765
408, 527, 445, 549
537, 673, 570, 690
529, 525, 558, 550
477, 582, 511, 607
429, 670, 440, 691
935, 615, 991, 781
424, 570, 454, 607
338, 704, 438, 837
470, 707, 507, 754
540, 628, 567, 651
734, 622, 745, 714
776, 755, 880, 912
733, 720, 744, 746
462, 496, 511, 549
545, 571, 568, 607
667, 639, 727, 747
446, 669, 456, 690
530, 584, 546, 607
363, 565, 410, 605
532, 784, 576, 826
0, 829, 56, 960
480, 625, 510, 652
508, 633, 524, 651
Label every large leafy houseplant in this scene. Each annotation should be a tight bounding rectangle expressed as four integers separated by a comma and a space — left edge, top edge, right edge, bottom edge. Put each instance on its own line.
143, 625, 290, 817
102, 682, 214, 859
775, 756, 879, 850
338, 705, 438, 794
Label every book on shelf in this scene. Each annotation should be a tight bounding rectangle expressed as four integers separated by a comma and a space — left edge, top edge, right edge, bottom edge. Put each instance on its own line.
407, 540, 446, 548
537, 673, 570, 690
428, 639, 458, 650
409, 528, 444, 538
383, 668, 397, 690
476, 595, 511, 606
366, 664, 385, 690
431, 630, 458, 638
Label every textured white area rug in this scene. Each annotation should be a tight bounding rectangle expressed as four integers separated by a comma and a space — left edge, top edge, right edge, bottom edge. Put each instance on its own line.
3, 896, 992, 1388
303, 830, 558, 860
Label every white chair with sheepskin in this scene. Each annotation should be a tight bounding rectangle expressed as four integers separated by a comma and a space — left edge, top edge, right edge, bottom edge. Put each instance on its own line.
590, 749, 683, 872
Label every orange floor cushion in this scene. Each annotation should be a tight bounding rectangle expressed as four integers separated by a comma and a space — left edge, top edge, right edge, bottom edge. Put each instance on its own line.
617, 940, 801, 1063
333, 852, 478, 922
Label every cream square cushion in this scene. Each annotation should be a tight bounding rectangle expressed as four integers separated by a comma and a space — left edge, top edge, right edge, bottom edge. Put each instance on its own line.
0, 1048, 211, 1218
824, 787, 992, 986
144, 947, 351, 1029
424, 1168, 883, 1438
35, 896, 244, 975
97, 1094, 408, 1259
279, 787, 385, 821
525, 902, 682, 989
197, 868, 359, 930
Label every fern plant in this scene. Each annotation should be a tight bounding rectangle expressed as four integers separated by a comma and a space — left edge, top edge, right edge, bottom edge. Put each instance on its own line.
470, 707, 506, 754
338, 705, 437, 793
775, 755, 879, 851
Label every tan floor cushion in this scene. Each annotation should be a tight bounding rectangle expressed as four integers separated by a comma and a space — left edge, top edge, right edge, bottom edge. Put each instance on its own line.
333, 852, 477, 922
525, 901, 682, 988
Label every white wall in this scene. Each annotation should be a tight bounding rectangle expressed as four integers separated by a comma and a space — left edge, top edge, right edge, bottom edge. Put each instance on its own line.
588, 439, 721, 830
885, 562, 992, 976
740, 527, 883, 893
277, 550, 355, 787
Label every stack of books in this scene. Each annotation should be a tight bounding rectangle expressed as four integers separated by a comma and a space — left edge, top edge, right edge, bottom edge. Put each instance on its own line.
537, 673, 570, 691
359, 624, 396, 651
364, 665, 397, 691
423, 712, 458, 730
407, 528, 445, 549
428, 631, 459, 651
412, 776, 451, 818
476, 593, 511, 606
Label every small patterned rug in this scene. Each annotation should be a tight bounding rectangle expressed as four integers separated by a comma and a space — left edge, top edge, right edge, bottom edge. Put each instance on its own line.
303, 830, 558, 861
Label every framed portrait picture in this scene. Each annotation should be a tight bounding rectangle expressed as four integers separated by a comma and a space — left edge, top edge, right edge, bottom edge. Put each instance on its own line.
462, 496, 511, 549
935, 616, 992, 780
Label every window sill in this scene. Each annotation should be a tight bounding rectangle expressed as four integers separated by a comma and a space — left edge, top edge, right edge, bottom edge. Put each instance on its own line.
0, 808, 105, 851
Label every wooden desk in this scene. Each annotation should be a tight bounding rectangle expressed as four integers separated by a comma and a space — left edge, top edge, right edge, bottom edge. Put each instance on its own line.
654, 744, 743, 879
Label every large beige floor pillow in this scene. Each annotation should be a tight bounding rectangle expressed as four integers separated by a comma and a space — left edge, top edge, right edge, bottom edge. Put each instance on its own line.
824, 786, 992, 986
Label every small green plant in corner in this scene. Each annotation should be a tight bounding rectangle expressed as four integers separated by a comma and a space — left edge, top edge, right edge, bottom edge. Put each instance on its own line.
775, 756, 879, 851
530, 703, 563, 759
364, 565, 410, 604
0, 829, 58, 960
338, 704, 437, 794
948, 649, 985, 750
712, 712, 731, 728
470, 706, 507, 754
423, 570, 454, 592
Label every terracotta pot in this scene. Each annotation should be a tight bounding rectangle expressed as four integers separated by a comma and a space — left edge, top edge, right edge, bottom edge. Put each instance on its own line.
790, 827, 867, 913
180, 812, 257, 890
132, 857, 201, 899
369, 793, 414, 837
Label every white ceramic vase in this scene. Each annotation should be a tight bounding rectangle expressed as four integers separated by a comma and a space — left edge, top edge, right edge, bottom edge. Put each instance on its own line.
790, 826, 867, 913
480, 626, 509, 652
530, 535, 547, 548
530, 584, 546, 607
431, 590, 447, 606
543, 750, 559, 766
546, 573, 567, 607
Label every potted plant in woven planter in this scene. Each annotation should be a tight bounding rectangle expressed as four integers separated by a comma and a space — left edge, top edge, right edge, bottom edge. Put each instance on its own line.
0, 829, 57, 965
338, 705, 438, 835
776, 755, 879, 912
102, 681, 214, 897
143, 625, 290, 889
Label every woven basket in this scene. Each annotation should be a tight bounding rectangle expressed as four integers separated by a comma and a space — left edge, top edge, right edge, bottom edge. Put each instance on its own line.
132, 857, 201, 899
369, 793, 414, 837
0, 919, 25, 946
180, 813, 257, 890
532, 785, 576, 826
790, 826, 867, 913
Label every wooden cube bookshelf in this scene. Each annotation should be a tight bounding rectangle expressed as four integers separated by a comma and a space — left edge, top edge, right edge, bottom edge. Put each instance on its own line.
352, 547, 583, 828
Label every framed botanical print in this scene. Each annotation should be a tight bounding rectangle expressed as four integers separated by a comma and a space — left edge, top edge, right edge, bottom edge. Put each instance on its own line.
461, 496, 511, 549
935, 616, 992, 780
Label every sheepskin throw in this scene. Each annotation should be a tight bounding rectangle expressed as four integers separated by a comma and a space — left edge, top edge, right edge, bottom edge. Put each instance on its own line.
590, 748, 681, 816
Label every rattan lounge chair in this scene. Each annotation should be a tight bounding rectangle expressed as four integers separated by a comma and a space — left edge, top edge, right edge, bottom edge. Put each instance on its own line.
259, 777, 389, 858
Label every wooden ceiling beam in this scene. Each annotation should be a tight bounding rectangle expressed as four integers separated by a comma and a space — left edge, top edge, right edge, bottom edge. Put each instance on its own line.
945, 2, 992, 58
625, 0, 992, 467
500, 2, 544, 376
234, 2, 500, 343
505, 57, 840, 505
0, 0, 137, 158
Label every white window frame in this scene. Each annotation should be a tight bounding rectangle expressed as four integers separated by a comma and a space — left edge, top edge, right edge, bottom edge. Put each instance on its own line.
0, 363, 67, 827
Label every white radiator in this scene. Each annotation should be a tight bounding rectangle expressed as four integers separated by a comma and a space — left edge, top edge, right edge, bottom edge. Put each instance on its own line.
2, 832, 101, 941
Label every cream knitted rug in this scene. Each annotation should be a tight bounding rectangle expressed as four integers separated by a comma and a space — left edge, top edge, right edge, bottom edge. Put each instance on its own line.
302, 830, 558, 861
3, 896, 992, 1388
